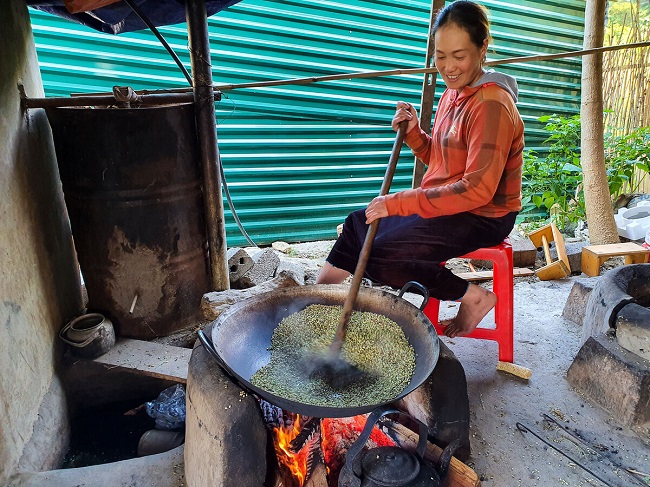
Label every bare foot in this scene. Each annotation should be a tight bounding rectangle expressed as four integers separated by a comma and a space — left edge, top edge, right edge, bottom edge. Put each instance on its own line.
443, 284, 496, 338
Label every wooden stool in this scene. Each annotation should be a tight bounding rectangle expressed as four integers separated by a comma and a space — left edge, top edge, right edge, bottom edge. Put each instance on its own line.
528, 223, 570, 280
581, 242, 650, 277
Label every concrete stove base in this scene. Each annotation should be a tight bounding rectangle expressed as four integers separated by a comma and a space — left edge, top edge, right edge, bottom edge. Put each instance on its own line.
184, 327, 471, 486
7, 445, 184, 487
567, 334, 650, 435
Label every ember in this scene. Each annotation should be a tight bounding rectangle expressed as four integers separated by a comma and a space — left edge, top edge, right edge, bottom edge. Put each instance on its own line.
260, 399, 396, 486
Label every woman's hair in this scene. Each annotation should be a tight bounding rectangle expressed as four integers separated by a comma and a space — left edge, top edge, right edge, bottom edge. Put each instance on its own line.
432, 0, 491, 48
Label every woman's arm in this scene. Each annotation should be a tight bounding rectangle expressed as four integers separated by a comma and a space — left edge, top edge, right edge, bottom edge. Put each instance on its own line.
384, 97, 519, 218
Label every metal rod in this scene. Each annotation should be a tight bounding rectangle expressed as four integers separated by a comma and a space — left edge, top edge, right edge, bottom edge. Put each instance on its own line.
412, 0, 445, 189
122, 0, 194, 86
23, 91, 199, 109
185, 0, 229, 291
70, 40, 650, 99
516, 422, 615, 487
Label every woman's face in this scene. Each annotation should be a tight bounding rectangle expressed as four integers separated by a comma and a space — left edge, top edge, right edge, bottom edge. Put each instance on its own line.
434, 23, 487, 91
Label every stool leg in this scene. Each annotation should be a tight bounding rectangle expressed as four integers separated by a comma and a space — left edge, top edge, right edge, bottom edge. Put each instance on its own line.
495, 246, 514, 363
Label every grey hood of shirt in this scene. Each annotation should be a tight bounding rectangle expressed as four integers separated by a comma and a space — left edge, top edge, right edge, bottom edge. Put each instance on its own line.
472, 70, 519, 103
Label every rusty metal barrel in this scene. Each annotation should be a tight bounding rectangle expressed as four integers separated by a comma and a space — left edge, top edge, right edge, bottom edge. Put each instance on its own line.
46, 103, 210, 339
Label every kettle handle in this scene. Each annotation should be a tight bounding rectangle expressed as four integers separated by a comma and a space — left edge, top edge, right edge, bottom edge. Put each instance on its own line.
345, 405, 429, 478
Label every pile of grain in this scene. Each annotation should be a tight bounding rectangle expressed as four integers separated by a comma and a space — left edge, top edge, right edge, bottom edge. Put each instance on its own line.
251, 304, 416, 408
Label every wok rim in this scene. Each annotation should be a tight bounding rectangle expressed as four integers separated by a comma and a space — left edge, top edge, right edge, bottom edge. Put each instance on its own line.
209, 284, 440, 417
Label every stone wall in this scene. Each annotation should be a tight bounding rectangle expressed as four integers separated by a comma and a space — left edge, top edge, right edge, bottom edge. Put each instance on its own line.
0, 1, 84, 483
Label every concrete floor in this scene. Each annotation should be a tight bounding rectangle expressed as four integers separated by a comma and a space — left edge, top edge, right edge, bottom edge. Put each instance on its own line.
437, 277, 650, 486
283, 240, 650, 487
13, 241, 649, 487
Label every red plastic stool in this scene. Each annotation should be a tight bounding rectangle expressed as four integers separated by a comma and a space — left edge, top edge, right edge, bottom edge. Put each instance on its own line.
422, 239, 515, 363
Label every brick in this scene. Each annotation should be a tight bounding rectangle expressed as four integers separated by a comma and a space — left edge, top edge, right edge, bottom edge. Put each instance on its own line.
567, 334, 650, 428
561, 279, 595, 325
234, 248, 280, 288
616, 303, 650, 362
226, 247, 254, 282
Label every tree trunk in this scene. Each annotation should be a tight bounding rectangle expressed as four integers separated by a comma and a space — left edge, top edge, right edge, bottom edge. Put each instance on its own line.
581, 0, 620, 244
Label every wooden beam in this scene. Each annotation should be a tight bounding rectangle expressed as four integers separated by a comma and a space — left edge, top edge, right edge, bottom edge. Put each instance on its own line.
454, 267, 535, 282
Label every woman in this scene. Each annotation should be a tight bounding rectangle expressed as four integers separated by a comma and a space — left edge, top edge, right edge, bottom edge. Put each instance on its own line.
317, 0, 524, 338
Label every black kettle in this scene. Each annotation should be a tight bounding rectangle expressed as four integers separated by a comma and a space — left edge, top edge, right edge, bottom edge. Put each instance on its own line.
338, 406, 460, 487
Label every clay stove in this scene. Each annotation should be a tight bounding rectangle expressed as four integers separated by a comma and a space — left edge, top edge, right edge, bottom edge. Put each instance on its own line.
568, 264, 650, 437
184, 327, 471, 487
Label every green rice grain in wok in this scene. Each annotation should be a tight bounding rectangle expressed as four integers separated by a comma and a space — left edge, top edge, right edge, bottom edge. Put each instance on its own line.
250, 304, 416, 408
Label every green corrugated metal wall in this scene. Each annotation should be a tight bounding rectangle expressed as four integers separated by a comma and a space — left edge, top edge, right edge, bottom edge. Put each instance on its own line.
29, 0, 585, 246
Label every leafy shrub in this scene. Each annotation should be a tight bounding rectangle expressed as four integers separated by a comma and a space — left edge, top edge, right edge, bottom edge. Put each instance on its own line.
605, 126, 650, 198
522, 114, 584, 230
521, 113, 650, 231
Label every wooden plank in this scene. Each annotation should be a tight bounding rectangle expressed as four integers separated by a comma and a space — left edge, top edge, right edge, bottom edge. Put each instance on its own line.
551, 223, 571, 272
536, 260, 570, 280
583, 242, 649, 257
384, 422, 481, 487
92, 338, 191, 383
454, 267, 535, 282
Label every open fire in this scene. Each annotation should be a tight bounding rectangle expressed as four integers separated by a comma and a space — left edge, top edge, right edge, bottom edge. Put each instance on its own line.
261, 400, 397, 486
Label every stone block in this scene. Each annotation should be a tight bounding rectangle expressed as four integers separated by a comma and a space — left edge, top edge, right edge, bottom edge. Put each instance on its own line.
567, 335, 650, 428
511, 238, 537, 268
201, 270, 301, 321
226, 247, 253, 282
551, 241, 589, 274
561, 279, 595, 325
276, 259, 305, 285
271, 241, 292, 254
616, 303, 650, 362
234, 248, 280, 288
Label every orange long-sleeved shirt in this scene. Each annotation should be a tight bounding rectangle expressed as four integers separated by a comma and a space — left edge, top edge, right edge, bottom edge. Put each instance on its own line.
385, 77, 524, 218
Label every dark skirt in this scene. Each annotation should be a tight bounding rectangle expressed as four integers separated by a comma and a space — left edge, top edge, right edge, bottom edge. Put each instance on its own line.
327, 209, 518, 301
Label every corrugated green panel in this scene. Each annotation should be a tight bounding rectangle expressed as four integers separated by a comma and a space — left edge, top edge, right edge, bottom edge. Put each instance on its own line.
29, 0, 585, 246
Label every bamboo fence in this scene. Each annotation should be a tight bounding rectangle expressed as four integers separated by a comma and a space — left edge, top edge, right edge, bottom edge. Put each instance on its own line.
602, 4, 650, 193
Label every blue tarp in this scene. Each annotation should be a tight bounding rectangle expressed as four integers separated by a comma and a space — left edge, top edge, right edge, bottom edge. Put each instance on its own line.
28, 0, 243, 34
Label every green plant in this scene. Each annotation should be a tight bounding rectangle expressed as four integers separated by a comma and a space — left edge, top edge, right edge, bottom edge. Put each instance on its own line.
604, 126, 650, 198
521, 114, 584, 230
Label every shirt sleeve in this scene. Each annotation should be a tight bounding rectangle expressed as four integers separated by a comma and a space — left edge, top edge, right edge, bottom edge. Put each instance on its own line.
385, 99, 516, 218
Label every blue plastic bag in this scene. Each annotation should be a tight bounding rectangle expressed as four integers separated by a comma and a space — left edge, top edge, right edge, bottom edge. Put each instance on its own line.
145, 384, 186, 430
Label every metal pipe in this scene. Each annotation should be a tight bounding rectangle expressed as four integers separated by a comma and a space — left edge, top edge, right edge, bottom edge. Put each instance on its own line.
23, 91, 201, 109
70, 39, 650, 99
412, 0, 445, 189
185, 0, 229, 291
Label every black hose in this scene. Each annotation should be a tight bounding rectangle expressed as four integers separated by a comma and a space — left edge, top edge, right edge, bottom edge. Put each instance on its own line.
123, 0, 193, 86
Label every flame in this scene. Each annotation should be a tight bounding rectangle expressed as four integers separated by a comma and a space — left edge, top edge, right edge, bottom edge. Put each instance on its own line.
273, 414, 308, 486
272, 413, 396, 486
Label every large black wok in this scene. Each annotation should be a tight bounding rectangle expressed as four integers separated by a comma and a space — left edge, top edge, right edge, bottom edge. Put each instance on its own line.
199, 283, 440, 418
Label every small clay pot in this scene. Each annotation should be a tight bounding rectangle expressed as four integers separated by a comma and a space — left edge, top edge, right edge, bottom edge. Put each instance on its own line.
59, 313, 116, 359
